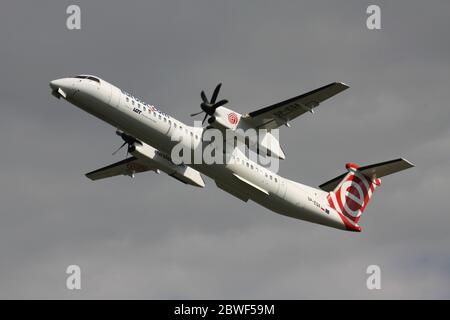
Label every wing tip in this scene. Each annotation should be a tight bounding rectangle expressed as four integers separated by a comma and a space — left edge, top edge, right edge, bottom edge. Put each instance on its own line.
335, 81, 350, 90
85, 173, 98, 181
400, 157, 415, 168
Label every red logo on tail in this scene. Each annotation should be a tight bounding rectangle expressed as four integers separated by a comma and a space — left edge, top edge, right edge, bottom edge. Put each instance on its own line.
328, 167, 380, 226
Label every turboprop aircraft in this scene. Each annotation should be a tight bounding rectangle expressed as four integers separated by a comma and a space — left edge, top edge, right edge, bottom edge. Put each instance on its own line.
49, 75, 413, 231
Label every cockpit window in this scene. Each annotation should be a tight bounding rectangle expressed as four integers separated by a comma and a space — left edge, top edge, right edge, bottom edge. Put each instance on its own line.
75, 75, 100, 83
86, 76, 100, 83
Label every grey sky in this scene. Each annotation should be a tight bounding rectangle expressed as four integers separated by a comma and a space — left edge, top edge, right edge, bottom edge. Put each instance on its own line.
0, 0, 449, 298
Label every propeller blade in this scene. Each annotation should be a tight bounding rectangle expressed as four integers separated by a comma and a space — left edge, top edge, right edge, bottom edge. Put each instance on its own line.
112, 141, 127, 155
195, 83, 226, 125
202, 113, 208, 125
200, 91, 209, 104
190, 110, 204, 117
210, 83, 222, 104
201, 102, 212, 113
211, 99, 228, 109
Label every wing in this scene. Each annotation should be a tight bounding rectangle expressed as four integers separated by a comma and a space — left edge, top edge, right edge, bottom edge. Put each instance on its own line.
242, 82, 349, 130
85, 157, 156, 181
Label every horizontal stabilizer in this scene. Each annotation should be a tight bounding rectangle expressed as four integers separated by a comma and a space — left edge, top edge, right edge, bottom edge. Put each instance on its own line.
357, 158, 414, 180
319, 158, 414, 192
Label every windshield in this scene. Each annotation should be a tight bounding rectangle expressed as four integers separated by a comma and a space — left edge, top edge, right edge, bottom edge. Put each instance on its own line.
75, 75, 100, 83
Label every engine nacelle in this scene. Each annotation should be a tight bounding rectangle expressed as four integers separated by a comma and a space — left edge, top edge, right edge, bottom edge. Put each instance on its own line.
211, 107, 285, 160
211, 106, 241, 130
129, 142, 205, 187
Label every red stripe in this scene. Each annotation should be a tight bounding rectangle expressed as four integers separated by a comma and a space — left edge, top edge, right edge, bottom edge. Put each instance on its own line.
327, 194, 361, 232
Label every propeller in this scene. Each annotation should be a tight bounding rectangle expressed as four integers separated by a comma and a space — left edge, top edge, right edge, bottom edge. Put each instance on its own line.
112, 130, 138, 158
190, 83, 228, 125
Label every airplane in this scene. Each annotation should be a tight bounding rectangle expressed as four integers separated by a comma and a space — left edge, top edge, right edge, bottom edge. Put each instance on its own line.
49, 75, 414, 232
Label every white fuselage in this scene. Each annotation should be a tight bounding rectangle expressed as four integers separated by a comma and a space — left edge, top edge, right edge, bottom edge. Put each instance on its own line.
50, 76, 348, 231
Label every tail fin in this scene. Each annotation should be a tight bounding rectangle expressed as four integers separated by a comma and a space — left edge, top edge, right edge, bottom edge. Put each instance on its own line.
319, 158, 414, 231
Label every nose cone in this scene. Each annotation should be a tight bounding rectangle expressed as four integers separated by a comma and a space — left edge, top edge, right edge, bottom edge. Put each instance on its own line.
49, 78, 75, 99
49, 78, 71, 90
49, 79, 59, 90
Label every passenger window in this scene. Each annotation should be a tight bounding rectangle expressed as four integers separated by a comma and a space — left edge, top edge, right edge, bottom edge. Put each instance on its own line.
275, 178, 278, 183
132, 100, 135, 106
